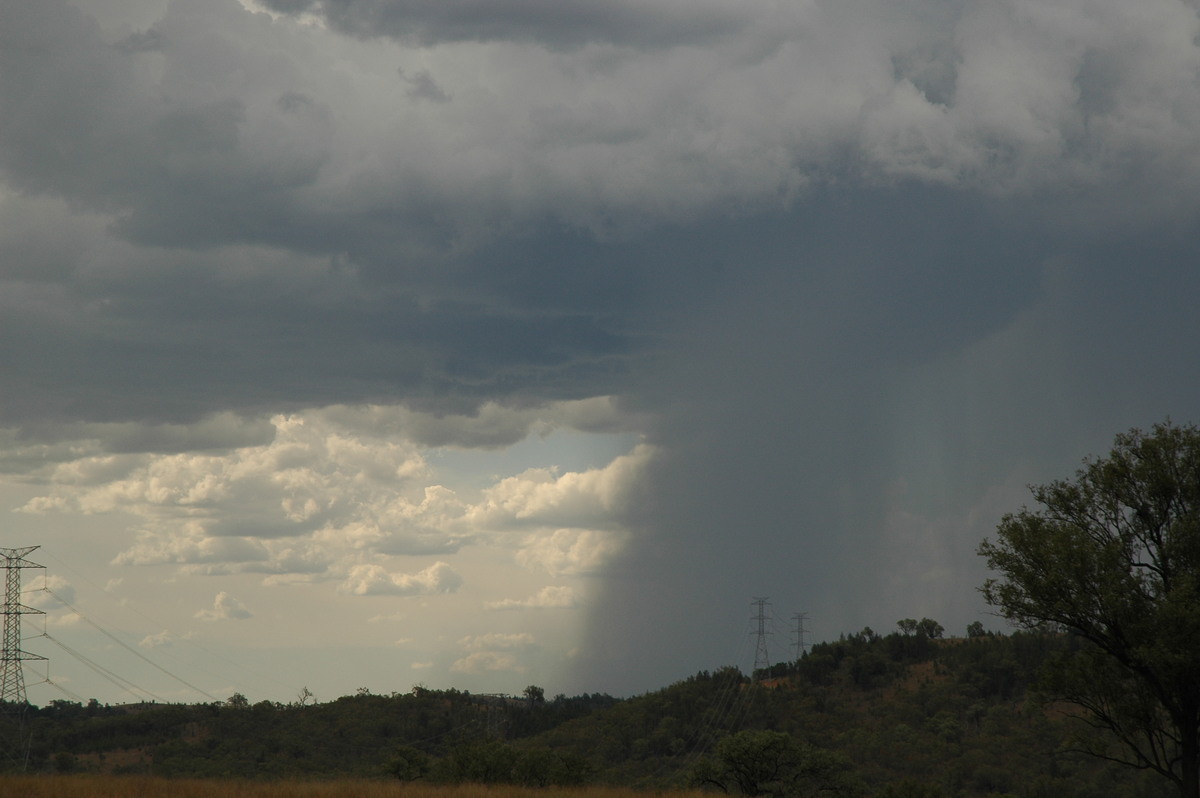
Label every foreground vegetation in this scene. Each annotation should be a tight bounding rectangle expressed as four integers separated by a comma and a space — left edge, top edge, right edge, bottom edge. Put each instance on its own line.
0, 625, 1171, 796
0, 775, 710, 798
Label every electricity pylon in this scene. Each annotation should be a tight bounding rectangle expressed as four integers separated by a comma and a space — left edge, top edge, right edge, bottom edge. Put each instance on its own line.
792, 612, 810, 661
751, 597, 772, 679
1, 546, 45, 706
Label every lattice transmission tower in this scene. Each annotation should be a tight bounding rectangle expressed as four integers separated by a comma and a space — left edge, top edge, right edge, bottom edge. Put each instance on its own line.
792, 612, 810, 662
1, 546, 45, 706
751, 597, 772, 679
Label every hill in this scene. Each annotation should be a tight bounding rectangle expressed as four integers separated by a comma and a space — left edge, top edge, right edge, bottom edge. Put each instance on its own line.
0, 624, 1171, 796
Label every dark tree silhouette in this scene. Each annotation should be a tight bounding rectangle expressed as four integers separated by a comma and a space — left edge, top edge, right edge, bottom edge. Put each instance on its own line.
981, 421, 1200, 798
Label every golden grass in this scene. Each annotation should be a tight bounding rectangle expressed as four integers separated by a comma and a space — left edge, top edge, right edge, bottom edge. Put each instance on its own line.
0, 775, 710, 798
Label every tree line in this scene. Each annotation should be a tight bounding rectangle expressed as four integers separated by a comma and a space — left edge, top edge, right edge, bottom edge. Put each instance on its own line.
0, 621, 1160, 796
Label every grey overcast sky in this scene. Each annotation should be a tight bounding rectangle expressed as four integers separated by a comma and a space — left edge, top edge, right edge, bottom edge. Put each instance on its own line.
4, 0, 1200, 705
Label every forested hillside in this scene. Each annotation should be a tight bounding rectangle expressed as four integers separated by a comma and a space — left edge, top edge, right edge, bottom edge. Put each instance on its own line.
0, 625, 1169, 796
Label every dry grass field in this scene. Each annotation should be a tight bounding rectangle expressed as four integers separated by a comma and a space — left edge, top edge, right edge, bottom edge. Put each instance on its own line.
0, 775, 710, 798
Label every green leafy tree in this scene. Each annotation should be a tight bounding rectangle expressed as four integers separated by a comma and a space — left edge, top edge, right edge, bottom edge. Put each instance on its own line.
694, 729, 860, 797
916, 618, 944, 639
979, 421, 1200, 798
385, 745, 431, 781
524, 684, 545, 705
431, 741, 520, 783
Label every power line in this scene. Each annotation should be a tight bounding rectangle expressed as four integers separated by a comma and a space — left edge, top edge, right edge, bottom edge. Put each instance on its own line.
36, 675, 85, 704
40, 632, 162, 703
39, 549, 299, 699
41, 588, 218, 702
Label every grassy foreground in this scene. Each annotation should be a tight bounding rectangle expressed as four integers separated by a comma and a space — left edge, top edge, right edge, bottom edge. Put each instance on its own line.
0, 775, 709, 798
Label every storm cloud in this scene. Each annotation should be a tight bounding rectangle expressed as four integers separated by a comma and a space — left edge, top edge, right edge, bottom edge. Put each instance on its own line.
4, 0, 1200, 700
257, 0, 747, 49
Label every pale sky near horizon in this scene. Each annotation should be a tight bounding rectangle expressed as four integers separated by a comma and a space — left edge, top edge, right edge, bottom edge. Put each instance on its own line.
5, 0, 1200, 706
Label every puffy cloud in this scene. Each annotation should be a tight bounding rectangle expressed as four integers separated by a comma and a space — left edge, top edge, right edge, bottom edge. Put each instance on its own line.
113, 534, 271, 568
339, 561, 462, 596
367, 612, 407, 624
195, 591, 253, 621
25, 412, 455, 566
450, 632, 536, 673
459, 632, 535, 651
22, 407, 647, 586
449, 651, 523, 674
515, 528, 630, 576
319, 486, 472, 556
22, 576, 77, 634
484, 585, 578, 610
468, 443, 655, 530
24, 574, 75, 611
139, 630, 175, 649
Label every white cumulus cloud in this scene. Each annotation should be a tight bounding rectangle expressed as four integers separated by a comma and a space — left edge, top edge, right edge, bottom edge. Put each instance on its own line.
139, 630, 174, 649
484, 585, 579, 611
21, 408, 650, 590
339, 561, 463, 596
195, 591, 253, 621
468, 443, 656, 529
24, 574, 75, 611
515, 528, 630, 576
450, 632, 538, 674
459, 632, 536, 651
450, 651, 525, 674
